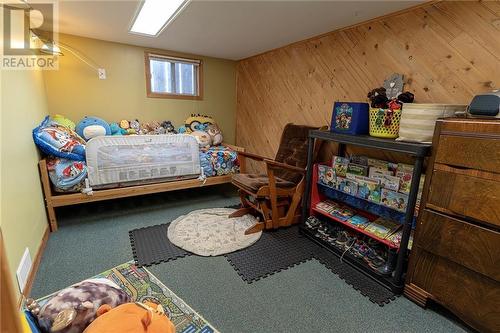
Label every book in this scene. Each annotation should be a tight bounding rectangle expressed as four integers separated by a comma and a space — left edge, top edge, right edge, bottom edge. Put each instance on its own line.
347, 163, 369, 176
364, 217, 400, 239
332, 156, 349, 177
346, 215, 371, 229
318, 165, 336, 187
396, 163, 414, 194
356, 177, 382, 203
350, 155, 368, 166
372, 173, 400, 192
336, 177, 358, 196
381, 188, 408, 212
330, 206, 355, 221
386, 229, 414, 249
368, 166, 394, 178
315, 200, 340, 214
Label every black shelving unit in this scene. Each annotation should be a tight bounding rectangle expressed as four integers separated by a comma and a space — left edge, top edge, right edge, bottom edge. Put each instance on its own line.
301, 130, 431, 293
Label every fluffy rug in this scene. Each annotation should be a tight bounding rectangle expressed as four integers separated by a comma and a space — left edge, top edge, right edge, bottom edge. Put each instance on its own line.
167, 208, 262, 256
37, 262, 218, 333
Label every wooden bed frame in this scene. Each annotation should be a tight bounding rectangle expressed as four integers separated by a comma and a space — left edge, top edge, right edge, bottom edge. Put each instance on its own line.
39, 144, 245, 232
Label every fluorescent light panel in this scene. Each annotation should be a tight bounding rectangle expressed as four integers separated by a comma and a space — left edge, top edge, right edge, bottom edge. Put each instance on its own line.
130, 0, 187, 36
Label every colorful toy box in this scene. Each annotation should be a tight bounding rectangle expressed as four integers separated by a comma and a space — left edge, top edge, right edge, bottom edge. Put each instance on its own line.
331, 102, 370, 135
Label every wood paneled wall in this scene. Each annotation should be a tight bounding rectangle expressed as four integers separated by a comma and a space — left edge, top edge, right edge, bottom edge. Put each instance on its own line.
236, 1, 500, 169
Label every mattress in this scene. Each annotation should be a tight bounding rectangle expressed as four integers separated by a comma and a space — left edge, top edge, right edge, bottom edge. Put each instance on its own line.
86, 135, 201, 187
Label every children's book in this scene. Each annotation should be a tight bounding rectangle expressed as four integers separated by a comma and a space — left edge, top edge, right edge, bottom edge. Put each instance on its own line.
336, 177, 358, 196
372, 173, 400, 192
330, 206, 355, 221
364, 217, 400, 239
315, 200, 340, 214
346, 215, 371, 229
332, 156, 349, 177
381, 188, 408, 212
347, 163, 369, 176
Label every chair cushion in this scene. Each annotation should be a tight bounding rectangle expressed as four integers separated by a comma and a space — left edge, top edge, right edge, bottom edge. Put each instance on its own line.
232, 173, 296, 193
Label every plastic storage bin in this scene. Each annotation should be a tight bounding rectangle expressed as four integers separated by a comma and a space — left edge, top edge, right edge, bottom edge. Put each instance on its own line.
331, 102, 369, 135
369, 108, 402, 138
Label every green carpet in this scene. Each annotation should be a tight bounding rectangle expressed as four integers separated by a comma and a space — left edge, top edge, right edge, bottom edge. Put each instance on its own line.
31, 184, 468, 333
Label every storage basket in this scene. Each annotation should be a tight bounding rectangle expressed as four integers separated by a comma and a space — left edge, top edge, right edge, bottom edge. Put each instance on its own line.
331, 102, 369, 135
369, 108, 402, 138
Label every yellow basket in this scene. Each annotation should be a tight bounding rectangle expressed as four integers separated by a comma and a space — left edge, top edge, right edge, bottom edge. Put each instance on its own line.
369, 108, 402, 138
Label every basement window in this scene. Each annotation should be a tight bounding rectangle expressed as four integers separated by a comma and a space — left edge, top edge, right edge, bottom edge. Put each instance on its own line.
145, 52, 202, 100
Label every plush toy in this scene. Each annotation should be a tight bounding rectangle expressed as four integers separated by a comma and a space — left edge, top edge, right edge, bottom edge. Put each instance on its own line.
110, 123, 126, 135
76, 116, 111, 141
191, 130, 212, 148
82, 301, 175, 333
397, 91, 415, 103
52, 114, 76, 130
383, 73, 404, 99
206, 124, 223, 145
161, 121, 177, 134
119, 120, 130, 131
367, 87, 389, 109
128, 119, 140, 135
27, 278, 130, 333
181, 114, 215, 134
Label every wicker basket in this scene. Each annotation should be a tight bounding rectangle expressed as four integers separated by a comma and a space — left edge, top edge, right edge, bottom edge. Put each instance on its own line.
369, 108, 402, 138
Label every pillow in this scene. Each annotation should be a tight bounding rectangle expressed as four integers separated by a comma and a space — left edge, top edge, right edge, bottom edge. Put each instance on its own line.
33, 116, 86, 161
47, 157, 87, 191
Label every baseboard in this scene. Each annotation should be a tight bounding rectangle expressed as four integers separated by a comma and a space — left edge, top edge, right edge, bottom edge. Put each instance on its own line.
17, 226, 49, 308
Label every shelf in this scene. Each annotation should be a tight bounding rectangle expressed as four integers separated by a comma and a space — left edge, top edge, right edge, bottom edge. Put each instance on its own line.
312, 207, 400, 249
317, 183, 417, 226
300, 225, 404, 293
309, 130, 431, 157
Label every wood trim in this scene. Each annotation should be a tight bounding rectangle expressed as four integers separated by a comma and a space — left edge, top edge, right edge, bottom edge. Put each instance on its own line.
434, 163, 500, 181
144, 51, 204, 100
17, 226, 49, 308
1, 229, 23, 333
239, 0, 441, 61
404, 283, 432, 307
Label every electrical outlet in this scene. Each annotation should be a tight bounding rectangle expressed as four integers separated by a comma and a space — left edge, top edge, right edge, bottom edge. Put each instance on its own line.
98, 68, 106, 80
16, 248, 32, 292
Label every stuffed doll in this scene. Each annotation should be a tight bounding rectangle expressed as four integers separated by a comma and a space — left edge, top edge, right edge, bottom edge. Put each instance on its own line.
52, 114, 76, 130
161, 121, 177, 134
119, 120, 130, 132
206, 124, 223, 145
76, 116, 111, 141
110, 123, 126, 135
82, 301, 175, 333
27, 278, 130, 333
181, 114, 215, 133
367, 87, 389, 109
191, 130, 212, 149
397, 91, 415, 103
128, 119, 140, 135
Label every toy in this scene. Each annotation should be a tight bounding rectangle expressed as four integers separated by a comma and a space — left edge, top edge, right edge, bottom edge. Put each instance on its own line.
76, 116, 111, 141
206, 123, 223, 145
33, 116, 86, 161
27, 278, 130, 333
161, 121, 177, 134
367, 87, 388, 108
82, 301, 175, 333
119, 120, 130, 131
182, 114, 215, 133
383, 73, 404, 99
52, 114, 76, 130
397, 91, 415, 103
191, 130, 212, 148
128, 119, 140, 135
110, 122, 125, 135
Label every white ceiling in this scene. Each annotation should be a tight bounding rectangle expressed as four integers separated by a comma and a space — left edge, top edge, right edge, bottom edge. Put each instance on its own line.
55, 0, 423, 60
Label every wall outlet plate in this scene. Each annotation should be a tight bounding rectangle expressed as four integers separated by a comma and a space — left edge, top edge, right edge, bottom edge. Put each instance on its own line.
98, 68, 106, 80
16, 248, 32, 292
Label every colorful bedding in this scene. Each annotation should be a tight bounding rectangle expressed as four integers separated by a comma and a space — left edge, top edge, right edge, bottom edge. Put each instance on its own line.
199, 146, 239, 177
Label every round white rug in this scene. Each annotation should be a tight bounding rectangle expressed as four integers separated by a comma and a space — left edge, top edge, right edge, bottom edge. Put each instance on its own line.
167, 208, 262, 256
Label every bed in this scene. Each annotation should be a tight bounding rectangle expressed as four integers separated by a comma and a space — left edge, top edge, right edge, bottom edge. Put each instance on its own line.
38, 135, 245, 231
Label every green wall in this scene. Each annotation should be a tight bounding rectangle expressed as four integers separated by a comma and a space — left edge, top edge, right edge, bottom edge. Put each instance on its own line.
43, 34, 237, 143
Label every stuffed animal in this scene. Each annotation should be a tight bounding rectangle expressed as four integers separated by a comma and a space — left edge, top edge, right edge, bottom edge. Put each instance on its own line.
82, 301, 175, 333
76, 116, 111, 141
397, 91, 415, 103
191, 130, 212, 149
110, 123, 126, 135
119, 120, 130, 131
128, 119, 140, 135
367, 87, 389, 109
28, 278, 130, 333
383, 73, 404, 99
206, 124, 223, 145
181, 114, 215, 134
52, 114, 76, 130
161, 121, 177, 134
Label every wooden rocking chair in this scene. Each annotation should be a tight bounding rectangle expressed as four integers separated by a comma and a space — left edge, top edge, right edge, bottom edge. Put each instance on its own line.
230, 123, 326, 234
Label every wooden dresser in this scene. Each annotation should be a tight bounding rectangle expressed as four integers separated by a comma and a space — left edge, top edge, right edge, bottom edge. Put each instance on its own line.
405, 118, 500, 333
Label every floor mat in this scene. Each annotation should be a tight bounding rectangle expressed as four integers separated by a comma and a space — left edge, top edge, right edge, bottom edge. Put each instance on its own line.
129, 223, 191, 266
224, 225, 317, 282
36, 262, 219, 333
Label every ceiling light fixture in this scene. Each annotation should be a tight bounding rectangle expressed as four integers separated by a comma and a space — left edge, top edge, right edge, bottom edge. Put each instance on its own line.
129, 0, 190, 37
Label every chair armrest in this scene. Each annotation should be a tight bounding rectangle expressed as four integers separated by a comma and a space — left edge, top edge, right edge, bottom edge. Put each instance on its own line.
221, 143, 245, 152
264, 159, 305, 174
237, 151, 271, 162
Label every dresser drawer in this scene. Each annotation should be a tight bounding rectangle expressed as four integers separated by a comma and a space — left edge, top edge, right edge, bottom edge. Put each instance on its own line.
427, 167, 500, 228
416, 209, 500, 281
434, 119, 500, 174
411, 249, 500, 333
